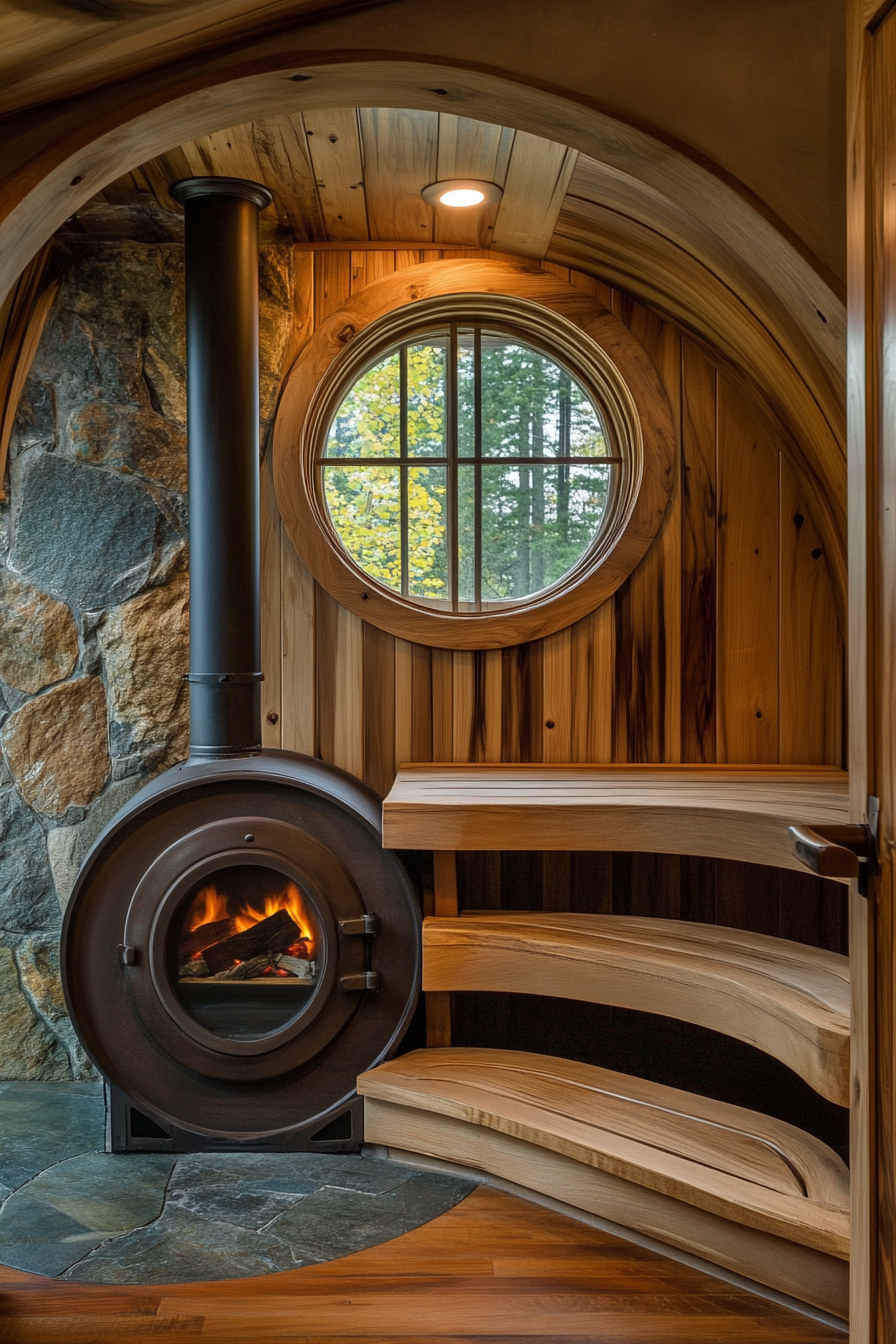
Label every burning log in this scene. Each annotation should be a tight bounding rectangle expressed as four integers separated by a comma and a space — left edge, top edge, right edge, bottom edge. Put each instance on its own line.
179, 957, 211, 979
208, 955, 270, 981
202, 909, 302, 974
180, 918, 238, 960
275, 954, 314, 980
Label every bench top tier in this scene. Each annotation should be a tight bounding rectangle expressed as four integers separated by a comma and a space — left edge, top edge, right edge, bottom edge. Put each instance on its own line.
383, 764, 850, 876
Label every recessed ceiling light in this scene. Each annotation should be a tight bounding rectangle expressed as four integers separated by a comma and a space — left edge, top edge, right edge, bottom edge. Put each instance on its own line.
421, 179, 503, 209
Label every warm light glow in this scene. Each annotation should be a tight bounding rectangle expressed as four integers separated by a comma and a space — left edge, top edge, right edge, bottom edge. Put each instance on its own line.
186, 879, 315, 955
439, 187, 485, 207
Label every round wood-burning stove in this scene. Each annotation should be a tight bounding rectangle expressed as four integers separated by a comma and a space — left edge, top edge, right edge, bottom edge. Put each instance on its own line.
61, 178, 421, 1152
62, 753, 420, 1151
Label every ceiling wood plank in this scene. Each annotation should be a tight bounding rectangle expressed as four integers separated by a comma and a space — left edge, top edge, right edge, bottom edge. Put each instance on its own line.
303, 108, 368, 242
359, 107, 438, 243
253, 113, 326, 242
100, 171, 149, 207
434, 115, 514, 248
138, 147, 193, 212
491, 132, 579, 259
180, 121, 267, 187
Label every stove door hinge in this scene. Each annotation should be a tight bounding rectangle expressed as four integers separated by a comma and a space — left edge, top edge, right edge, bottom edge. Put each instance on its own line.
340, 971, 380, 992
789, 795, 880, 896
118, 944, 139, 966
339, 914, 379, 937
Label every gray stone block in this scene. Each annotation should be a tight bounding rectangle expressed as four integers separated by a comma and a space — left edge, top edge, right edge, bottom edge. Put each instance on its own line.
9, 455, 177, 611
0, 787, 60, 932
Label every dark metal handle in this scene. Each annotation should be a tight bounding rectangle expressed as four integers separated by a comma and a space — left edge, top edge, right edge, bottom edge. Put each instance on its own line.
340, 972, 380, 991
788, 824, 868, 878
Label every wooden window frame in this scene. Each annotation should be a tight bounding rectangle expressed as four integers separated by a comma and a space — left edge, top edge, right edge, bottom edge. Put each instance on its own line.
273, 261, 675, 650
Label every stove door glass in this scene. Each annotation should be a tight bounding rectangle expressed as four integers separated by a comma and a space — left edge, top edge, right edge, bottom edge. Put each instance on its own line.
172, 865, 322, 1039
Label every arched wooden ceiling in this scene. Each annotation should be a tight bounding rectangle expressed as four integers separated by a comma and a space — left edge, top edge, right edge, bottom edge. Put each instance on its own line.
0, 5, 848, 607
0, 0, 845, 286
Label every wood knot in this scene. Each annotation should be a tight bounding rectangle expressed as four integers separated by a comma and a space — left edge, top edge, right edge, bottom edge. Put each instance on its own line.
336, 324, 356, 344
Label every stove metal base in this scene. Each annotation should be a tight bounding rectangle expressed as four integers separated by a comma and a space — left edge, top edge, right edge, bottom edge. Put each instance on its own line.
105, 1083, 364, 1154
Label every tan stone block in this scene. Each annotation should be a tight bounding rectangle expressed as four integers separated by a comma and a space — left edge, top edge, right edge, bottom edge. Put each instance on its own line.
1, 677, 110, 819
68, 401, 187, 495
0, 571, 78, 695
98, 570, 188, 767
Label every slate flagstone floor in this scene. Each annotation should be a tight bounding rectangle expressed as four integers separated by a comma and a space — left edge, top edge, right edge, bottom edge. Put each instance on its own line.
0, 1080, 476, 1284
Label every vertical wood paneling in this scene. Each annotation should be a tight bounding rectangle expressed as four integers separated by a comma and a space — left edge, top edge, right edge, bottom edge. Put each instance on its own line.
542, 852, 573, 911
680, 340, 718, 762
715, 859, 780, 938
333, 603, 364, 778
717, 374, 780, 762
452, 651, 476, 762
260, 453, 282, 750
431, 647, 454, 760
483, 649, 503, 761
314, 581, 339, 764
363, 621, 395, 795
351, 249, 395, 291
314, 590, 363, 777
394, 638, 414, 767
627, 301, 682, 763
542, 625, 572, 762
410, 643, 433, 761
630, 854, 681, 919
280, 536, 314, 756
313, 250, 351, 326
502, 641, 544, 762
679, 854, 716, 923
569, 601, 614, 762
779, 453, 845, 764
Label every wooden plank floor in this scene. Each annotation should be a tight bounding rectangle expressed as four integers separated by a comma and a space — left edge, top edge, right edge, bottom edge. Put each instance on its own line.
0, 1186, 846, 1342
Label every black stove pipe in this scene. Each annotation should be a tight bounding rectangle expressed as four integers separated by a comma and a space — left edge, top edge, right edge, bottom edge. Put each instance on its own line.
170, 177, 273, 758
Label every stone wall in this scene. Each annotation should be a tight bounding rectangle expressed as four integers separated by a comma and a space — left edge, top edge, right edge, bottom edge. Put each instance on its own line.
0, 239, 295, 1079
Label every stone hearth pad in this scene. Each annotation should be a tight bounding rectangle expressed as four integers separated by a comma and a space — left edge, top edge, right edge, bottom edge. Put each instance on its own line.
0, 1081, 476, 1283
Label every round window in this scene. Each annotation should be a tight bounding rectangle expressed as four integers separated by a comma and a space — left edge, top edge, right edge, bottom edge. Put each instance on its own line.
322, 326, 618, 611
273, 262, 675, 649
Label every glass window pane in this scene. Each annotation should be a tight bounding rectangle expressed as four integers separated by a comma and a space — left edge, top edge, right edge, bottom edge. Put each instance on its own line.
323, 325, 616, 610
324, 465, 401, 590
407, 466, 448, 599
407, 340, 447, 458
480, 461, 612, 600
326, 353, 400, 458
458, 463, 476, 603
457, 329, 476, 458
480, 332, 609, 459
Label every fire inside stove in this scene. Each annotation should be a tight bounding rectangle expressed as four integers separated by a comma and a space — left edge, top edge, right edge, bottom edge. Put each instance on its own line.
172, 864, 322, 1040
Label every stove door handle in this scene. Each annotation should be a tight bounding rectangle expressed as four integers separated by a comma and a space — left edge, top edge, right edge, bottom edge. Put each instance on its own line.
340, 971, 380, 992
339, 915, 379, 937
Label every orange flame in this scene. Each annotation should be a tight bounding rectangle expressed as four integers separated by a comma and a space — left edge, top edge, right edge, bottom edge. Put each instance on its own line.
185, 879, 315, 956
189, 884, 229, 928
